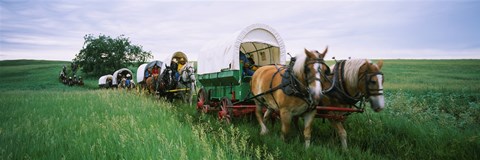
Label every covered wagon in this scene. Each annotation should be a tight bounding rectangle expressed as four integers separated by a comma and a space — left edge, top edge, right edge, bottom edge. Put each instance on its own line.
136, 61, 164, 84
112, 68, 134, 88
196, 23, 286, 122
98, 74, 113, 88
160, 51, 196, 103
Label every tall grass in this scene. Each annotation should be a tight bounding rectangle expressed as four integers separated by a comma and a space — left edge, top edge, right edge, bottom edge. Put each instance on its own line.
0, 90, 277, 159
1, 59, 479, 159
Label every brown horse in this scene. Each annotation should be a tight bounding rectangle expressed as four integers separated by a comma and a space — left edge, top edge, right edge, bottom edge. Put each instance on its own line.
250, 48, 330, 148
320, 59, 384, 150
145, 74, 159, 94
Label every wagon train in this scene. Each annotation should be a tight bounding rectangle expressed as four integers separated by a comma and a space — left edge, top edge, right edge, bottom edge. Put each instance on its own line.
195, 23, 386, 149
137, 52, 196, 104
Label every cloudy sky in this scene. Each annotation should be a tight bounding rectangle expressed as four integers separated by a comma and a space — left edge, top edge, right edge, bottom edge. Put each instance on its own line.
1, 0, 479, 61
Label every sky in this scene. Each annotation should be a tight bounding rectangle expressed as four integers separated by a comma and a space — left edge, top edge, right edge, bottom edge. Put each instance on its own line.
1, 0, 479, 61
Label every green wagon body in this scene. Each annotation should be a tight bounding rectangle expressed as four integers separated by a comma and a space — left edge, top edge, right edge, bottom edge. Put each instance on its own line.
197, 66, 252, 102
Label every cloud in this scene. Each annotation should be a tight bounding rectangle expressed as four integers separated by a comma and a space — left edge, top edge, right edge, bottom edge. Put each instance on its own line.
1, 1, 479, 61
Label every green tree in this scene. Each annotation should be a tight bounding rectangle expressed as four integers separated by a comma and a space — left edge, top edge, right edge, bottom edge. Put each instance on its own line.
73, 34, 153, 77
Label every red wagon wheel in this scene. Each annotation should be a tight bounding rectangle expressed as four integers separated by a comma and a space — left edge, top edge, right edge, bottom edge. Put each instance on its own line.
197, 88, 208, 113
218, 97, 232, 124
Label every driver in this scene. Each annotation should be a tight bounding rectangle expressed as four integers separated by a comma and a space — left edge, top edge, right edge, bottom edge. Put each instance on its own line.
126, 74, 132, 87
240, 51, 256, 76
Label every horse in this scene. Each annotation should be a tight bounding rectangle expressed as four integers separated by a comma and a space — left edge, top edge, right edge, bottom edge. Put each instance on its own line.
319, 59, 385, 150
250, 48, 330, 148
157, 65, 177, 102
145, 74, 159, 94
178, 63, 196, 105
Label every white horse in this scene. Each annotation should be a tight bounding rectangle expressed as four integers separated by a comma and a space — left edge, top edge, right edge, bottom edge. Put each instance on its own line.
178, 63, 196, 105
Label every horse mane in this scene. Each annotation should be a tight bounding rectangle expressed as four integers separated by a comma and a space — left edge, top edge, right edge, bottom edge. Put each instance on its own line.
292, 52, 308, 78
343, 59, 368, 89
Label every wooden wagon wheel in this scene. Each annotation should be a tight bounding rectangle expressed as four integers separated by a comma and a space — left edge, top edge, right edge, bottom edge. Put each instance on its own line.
197, 88, 208, 113
219, 97, 232, 124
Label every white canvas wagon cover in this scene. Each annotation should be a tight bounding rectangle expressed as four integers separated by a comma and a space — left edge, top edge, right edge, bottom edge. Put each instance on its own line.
198, 23, 286, 74
98, 74, 113, 85
164, 51, 189, 67
112, 68, 133, 85
136, 63, 148, 83
136, 60, 164, 83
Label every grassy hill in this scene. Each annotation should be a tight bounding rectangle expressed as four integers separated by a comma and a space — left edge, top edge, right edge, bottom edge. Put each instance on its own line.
0, 59, 479, 159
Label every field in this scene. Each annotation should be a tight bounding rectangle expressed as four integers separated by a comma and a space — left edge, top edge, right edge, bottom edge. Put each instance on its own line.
0, 59, 479, 159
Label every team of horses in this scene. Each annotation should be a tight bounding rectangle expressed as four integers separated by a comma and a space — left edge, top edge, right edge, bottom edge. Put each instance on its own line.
251, 48, 385, 150
142, 62, 196, 104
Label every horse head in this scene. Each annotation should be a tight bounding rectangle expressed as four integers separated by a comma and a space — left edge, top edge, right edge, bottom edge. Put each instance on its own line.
160, 66, 175, 89
293, 47, 329, 103
181, 64, 196, 83
188, 66, 196, 83
362, 60, 384, 112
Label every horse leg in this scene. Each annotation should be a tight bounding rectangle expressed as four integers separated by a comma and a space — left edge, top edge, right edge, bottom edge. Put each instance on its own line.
330, 120, 348, 150
189, 82, 195, 106
302, 110, 316, 148
279, 109, 292, 141
255, 103, 269, 135
263, 108, 272, 123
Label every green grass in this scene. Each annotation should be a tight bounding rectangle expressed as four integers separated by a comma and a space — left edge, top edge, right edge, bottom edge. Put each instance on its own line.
381, 59, 480, 92
0, 90, 277, 159
0, 59, 479, 159
0, 60, 98, 91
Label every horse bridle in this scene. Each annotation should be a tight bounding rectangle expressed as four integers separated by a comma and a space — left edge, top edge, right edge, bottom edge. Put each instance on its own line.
180, 66, 195, 83
301, 57, 329, 106
364, 71, 384, 97
304, 58, 329, 86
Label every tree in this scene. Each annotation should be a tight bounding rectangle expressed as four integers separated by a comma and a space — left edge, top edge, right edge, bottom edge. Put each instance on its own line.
73, 34, 153, 77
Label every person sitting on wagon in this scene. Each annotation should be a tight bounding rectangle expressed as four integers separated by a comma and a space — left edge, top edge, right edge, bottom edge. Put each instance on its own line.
144, 69, 150, 82
125, 74, 132, 87
152, 64, 159, 76
240, 51, 256, 76
171, 59, 180, 81
177, 58, 186, 72
248, 57, 258, 70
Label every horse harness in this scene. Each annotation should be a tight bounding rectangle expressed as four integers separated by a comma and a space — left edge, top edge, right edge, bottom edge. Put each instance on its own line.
321, 60, 384, 108
247, 56, 327, 111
